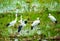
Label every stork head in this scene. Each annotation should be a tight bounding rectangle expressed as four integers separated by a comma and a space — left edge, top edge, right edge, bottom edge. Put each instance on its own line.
37, 17, 39, 20
49, 13, 51, 16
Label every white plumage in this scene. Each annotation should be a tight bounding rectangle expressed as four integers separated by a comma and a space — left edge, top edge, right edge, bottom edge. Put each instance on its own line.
32, 17, 40, 26
6, 9, 18, 27
48, 13, 57, 23
17, 15, 27, 33
20, 21, 26, 27
8, 20, 17, 27
31, 17, 40, 30
6, 14, 17, 27
18, 15, 27, 27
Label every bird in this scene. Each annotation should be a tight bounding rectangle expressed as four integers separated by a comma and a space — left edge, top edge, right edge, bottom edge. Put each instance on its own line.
17, 15, 27, 33
31, 17, 40, 30
48, 13, 57, 23
6, 9, 18, 27
18, 20, 27, 33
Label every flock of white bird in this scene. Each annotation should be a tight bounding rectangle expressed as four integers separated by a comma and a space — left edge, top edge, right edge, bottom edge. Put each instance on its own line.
5, 9, 57, 41
6, 9, 57, 35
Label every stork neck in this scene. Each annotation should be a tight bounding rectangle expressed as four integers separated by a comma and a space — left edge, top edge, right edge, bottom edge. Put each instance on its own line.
15, 15, 17, 21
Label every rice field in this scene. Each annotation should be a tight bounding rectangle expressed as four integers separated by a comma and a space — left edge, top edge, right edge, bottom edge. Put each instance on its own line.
0, 11, 60, 41
0, 0, 60, 41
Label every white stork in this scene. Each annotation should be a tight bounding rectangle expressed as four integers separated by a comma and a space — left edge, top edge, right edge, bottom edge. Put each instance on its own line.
31, 17, 40, 30
48, 13, 57, 23
17, 16, 27, 33
6, 9, 18, 27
